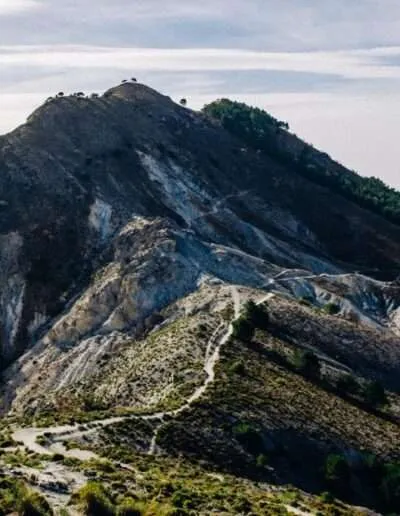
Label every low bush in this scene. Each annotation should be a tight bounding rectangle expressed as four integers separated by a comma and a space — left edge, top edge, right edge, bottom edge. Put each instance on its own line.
292, 349, 321, 380
17, 490, 52, 516
117, 498, 143, 516
324, 454, 349, 485
336, 375, 359, 396
76, 482, 115, 516
229, 360, 246, 375
232, 318, 254, 341
363, 380, 387, 408
232, 422, 265, 456
323, 303, 340, 315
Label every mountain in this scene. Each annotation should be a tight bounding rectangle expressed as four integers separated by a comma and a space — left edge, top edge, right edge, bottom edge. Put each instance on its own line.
1, 82, 400, 515
203, 98, 400, 226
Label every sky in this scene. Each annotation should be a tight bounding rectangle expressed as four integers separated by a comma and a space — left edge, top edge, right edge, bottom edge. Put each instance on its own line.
0, 1, 400, 188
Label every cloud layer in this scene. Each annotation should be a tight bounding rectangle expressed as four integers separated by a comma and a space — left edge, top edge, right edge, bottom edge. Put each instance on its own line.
0, 0, 399, 188
2, 45, 400, 78
0, 0, 41, 15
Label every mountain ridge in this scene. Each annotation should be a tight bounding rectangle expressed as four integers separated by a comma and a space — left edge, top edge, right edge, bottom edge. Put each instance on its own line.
1, 82, 400, 514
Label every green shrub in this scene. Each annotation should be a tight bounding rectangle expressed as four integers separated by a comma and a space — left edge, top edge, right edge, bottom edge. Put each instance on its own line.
117, 498, 143, 516
35, 435, 48, 447
229, 360, 246, 375
292, 349, 321, 380
363, 380, 387, 408
325, 454, 349, 484
77, 482, 115, 516
232, 496, 252, 513
171, 487, 201, 510
323, 303, 340, 315
17, 490, 52, 516
233, 422, 265, 456
82, 395, 108, 412
336, 374, 359, 396
203, 98, 400, 225
256, 453, 269, 468
319, 491, 335, 503
232, 318, 254, 341
380, 462, 400, 508
0, 479, 52, 516
243, 300, 269, 329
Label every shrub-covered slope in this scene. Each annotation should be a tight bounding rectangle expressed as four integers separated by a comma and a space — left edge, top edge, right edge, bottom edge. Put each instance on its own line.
203, 98, 400, 226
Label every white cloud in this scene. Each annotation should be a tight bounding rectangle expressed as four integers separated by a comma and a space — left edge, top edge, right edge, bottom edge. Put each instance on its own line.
1, 0, 400, 51
0, 0, 41, 15
0, 93, 44, 130
0, 1, 399, 190
0, 45, 400, 81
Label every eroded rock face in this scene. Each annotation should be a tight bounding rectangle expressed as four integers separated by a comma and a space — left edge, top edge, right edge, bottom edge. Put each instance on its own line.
1, 81, 400, 371
3, 215, 400, 416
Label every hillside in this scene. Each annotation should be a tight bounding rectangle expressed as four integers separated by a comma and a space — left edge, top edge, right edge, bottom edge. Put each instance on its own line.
0, 82, 400, 514
203, 99, 400, 226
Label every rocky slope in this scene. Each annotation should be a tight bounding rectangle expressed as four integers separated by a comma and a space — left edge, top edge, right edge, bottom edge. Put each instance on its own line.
1, 82, 400, 514
1, 82, 400, 368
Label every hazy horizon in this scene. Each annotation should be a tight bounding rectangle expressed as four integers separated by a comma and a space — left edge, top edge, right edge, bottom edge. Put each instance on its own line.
0, 1, 399, 188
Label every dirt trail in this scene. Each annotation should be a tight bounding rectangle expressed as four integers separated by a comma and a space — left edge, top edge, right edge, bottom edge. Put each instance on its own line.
11, 287, 276, 458
6, 285, 276, 509
147, 289, 273, 453
148, 286, 242, 453
11, 287, 243, 458
12, 416, 127, 460
10, 286, 279, 464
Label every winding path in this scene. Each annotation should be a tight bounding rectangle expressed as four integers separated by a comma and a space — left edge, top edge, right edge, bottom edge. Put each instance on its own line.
11, 285, 255, 459
12, 270, 371, 460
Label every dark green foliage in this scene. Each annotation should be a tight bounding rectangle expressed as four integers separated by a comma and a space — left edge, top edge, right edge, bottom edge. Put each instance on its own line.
323, 302, 340, 315
203, 98, 288, 145
171, 487, 201, 510
0, 478, 52, 516
336, 375, 359, 396
82, 394, 108, 412
325, 454, 349, 484
232, 318, 254, 341
256, 453, 269, 468
357, 456, 400, 511
363, 380, 387, 408
232, 299, 269, 341
243, 300, 269, 329
77, 482, 115, 516
380, 462, 400, 509
292, 349, 321, 380
116, 498, 142, 516
51, 453, 64, 462
17, 491, 52, 516
319, 491, 335, 504
0, 434, 14, 449
232, 497, 252, 513
203, 99, 400, 225
229, 360, 246, 375
232, 422, 265, 456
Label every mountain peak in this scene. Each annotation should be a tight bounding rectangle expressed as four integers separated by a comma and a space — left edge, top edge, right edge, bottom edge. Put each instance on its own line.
104, 81, 173, 105
2, 81, 400, 515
